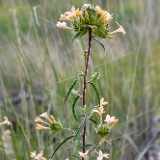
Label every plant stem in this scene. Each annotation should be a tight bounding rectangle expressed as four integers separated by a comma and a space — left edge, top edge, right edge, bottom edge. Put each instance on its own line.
82, 28, 92, 158
88, 137, 101, 154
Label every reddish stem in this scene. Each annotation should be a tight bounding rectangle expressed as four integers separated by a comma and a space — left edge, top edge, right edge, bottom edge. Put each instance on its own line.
82, 28, 92, 158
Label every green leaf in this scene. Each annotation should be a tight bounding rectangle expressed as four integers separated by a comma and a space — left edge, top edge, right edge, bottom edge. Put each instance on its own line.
81, 144, 93, 149
73, 115, 88, 141
91, 72, 100, 82
89, 118, 98, 125
64, 75, 83, 103
72, 29, 88, 41
72, 96, 79, 122
0, 144, 4, 148
51, 135, 75, 158
88, 82, 100, 104
93, 38, 105, 51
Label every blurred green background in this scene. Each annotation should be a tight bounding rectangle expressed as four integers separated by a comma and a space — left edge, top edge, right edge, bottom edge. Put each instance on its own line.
0, 0, 160, 159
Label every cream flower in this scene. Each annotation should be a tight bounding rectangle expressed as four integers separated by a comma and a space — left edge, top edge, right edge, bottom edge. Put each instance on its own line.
56, 22, 73, 30
104, 115, 116, 125
96, 150, 109, 160
79, 150, 89, 160
35, 117, 50, 125
93, 98, 108, 124
36, 123, 50, 131
109, 21, 126, 36
82, 4, 91, 9
95, 6, 102, 14
60, 6, 76, 21
93, 98, 108, 115
30, 151, 47, 160
100, 97, 108, 106
0, 116, 12, 126
105, 12, 113, 22
40, 112, 52, 122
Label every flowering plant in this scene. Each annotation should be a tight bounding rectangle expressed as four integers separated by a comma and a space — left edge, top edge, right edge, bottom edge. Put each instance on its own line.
31, 3, 126, 160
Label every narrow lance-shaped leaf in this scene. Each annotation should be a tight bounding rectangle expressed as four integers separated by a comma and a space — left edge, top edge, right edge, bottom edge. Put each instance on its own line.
72, 96, 79, 122
73, 115, 88, 141
90, 72, 100, 82
64, 75, 83, 103
88, 82, 100, 104
93, 37, 105, 51
51, 135, 75, 158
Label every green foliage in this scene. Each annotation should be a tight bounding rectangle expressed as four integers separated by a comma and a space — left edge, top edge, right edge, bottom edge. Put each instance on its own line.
73, 115, 88, 141
72, 96, 80, 122
51, 135, 75, 158
97, 124, 111, 137
88, 82, 100, 104
64, 75, 83, 103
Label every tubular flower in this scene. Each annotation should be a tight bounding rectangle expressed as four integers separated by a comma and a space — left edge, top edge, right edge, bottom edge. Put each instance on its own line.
109, 21, 126, 36
35, 112, 62, 132
30, 151, 47, 160
75, 8, 82, 17
104, 115, 116, 125
79, 150, 89, 160
0, 116, 12, 126
104, 115, 118, 129
56, 22, 73, 30
97, 114, 118, 138
95, 6, 102, 15
96, 150, 109, 160
57, 4, 126, 39
93, 97, 108, 124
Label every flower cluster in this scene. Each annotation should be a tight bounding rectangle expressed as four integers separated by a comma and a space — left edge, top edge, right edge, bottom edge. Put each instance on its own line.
93, 98, 118, 138
79, 149, 109, 160
35, 112, 62, 132
57, 4, 126, 38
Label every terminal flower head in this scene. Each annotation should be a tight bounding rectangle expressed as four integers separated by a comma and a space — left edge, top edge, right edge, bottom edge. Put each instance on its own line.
57, 4, 126, 39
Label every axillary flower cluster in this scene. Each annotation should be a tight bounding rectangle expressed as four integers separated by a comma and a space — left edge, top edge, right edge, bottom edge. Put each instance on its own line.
93, 98, 118, 138
35, 112, 62, 132
57, 4, 126, 38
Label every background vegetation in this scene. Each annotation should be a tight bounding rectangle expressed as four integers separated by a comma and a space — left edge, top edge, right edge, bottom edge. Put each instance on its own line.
0, 0, 160, 159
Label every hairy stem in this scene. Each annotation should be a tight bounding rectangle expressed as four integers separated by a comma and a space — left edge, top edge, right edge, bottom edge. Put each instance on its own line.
82, 28, 92, 158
